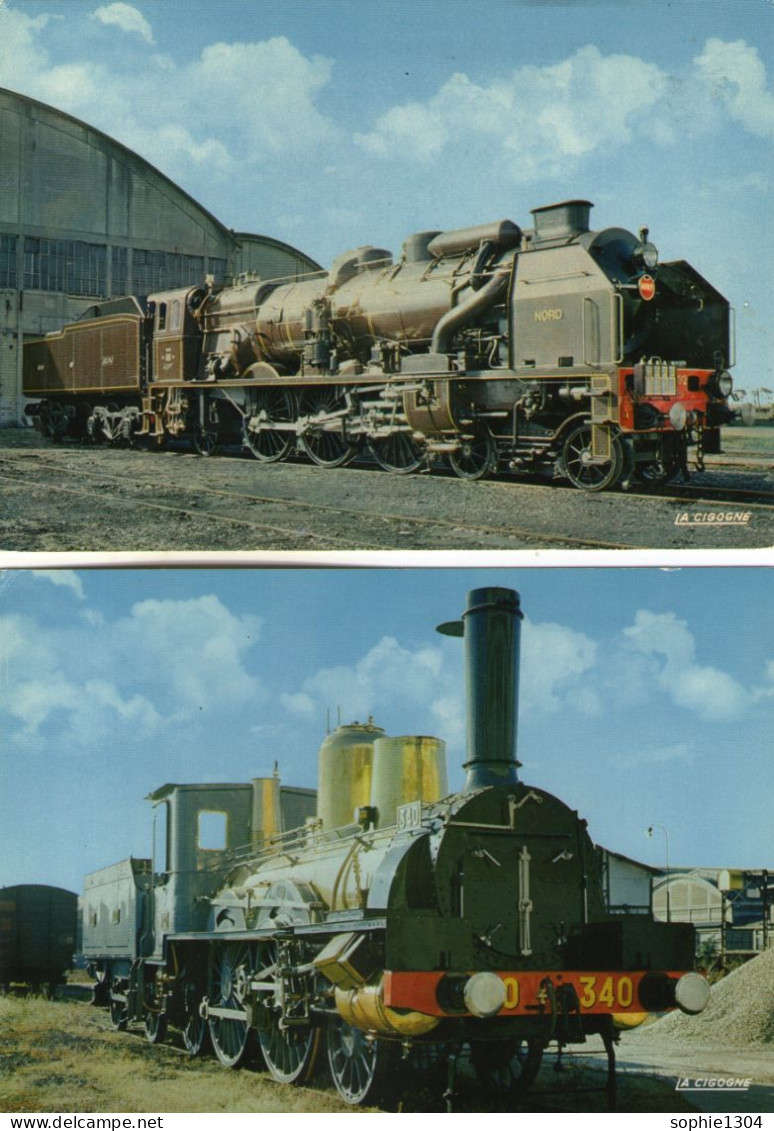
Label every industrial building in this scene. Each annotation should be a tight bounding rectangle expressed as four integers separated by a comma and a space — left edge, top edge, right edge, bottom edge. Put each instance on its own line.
602, 847, 773, 961
0, 87, 320, 425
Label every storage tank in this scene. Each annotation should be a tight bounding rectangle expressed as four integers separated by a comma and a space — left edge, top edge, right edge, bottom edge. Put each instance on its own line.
317, 720, 385, 830
369, 735, 448, 827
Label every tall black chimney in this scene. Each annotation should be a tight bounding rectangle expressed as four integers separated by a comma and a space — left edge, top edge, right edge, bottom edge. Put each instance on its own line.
437, 587, 523, 791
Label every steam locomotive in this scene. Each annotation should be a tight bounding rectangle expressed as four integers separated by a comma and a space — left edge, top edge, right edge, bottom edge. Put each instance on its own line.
24, 200, 737, 490
82, 588, 708, 1107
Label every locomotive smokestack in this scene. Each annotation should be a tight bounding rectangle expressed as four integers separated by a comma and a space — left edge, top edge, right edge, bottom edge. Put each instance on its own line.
437, 587, 522, 791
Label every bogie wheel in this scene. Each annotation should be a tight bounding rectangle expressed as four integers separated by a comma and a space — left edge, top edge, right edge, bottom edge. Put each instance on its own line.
299, 388, 357, 467
470, 1037, 544, 1093
562, 422, 623, 492
326, 1017, 397, 1106
190, 396, 220, 457
368, 431, 425, 474
208, 942, 253, 1067
448, 429, 496, 480
243, 387, 296, 463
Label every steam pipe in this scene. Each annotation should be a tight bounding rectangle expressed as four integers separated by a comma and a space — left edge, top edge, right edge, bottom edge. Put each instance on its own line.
437, 587, 523, 791
430, 271, 510, 355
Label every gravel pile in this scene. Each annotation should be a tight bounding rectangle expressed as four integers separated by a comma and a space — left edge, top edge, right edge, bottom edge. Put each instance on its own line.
649, 947, 774, 1047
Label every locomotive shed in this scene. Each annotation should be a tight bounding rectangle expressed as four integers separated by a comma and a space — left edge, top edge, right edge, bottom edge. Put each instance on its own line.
0, 426, 772, 553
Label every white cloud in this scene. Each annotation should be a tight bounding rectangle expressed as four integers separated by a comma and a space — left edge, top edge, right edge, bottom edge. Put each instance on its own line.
31, 570, 85, 600
119, 595, 263, 712
615, 741, 695, 770
92, 3, 154, 46
356, 45, 666, 180
520, 618, 599, 716
0, 595, 264, 745
694, 38, 774, 139
0, 10, 336, 187
623, 610, 749, 721
356, 38, 774, 181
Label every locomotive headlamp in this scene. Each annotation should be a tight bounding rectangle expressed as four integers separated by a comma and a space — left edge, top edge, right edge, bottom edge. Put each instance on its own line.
668, 402, 688, 431
716, 370, 734, 397
674, 972, 710, 1015
463, 972, 507, 1018
635, 227, 659, 271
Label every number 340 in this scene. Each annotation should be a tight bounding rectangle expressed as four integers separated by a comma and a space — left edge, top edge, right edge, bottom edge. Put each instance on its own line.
578, 975, 634, 1008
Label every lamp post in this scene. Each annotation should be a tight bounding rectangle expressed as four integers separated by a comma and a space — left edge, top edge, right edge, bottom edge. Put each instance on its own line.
646, 823, 671, 923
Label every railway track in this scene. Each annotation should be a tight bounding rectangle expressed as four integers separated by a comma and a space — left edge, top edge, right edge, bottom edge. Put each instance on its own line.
2, 442, 772, 551
0, 460, 640, 551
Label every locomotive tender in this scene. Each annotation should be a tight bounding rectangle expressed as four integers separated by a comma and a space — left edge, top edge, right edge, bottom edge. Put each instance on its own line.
24, 200, 736, 490
82, 588, 709, 1106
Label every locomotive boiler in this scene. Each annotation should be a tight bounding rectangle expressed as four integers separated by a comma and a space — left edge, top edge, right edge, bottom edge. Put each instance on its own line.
81, 588, 709, 1107
24, 200, 738, 490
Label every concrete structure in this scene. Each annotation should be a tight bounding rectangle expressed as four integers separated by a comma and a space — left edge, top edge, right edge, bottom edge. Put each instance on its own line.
0, 88, 320, 425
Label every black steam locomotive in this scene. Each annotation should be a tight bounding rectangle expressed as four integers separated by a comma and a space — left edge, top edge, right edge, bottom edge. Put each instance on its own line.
81, 588, 708, 1107
24, 200, 736, 490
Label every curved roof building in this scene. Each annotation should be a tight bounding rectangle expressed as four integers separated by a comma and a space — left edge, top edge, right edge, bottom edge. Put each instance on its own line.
0, 88, 320, 424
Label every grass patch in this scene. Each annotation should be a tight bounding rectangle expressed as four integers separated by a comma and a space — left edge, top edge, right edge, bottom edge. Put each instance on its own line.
0, 996, 699, 1114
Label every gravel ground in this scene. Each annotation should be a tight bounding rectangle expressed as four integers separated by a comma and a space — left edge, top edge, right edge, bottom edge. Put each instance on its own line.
574, 952, 774, 1113
1, 428, 772, 555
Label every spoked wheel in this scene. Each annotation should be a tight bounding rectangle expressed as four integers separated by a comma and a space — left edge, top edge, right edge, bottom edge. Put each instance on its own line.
255, 943, 321, 1083
470, 1037, 544, 1093
208, 942, 253, 1067
368, 431, 425, 474
260, 1016, 321, 1083
299, 388, 357, 467
109, 988, 128, 1032
182, 976, 209, 1056
190, 395, 220, 457
448, 429, 496, 480
243, 387, 296, 463
326, 1017, 397, 1106
562, 422, 623, 492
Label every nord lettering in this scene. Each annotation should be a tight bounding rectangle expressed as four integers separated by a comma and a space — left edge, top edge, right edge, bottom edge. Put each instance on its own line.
534, 308, 563, 323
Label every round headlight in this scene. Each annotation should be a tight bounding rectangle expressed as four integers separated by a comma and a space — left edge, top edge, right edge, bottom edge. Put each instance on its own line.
669, 402, 688, 431
674, 972, 710, 1015
717, 371, 734, 397
463, 972, 506, 1018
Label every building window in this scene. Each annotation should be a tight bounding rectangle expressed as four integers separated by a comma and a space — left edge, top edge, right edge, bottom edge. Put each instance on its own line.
24, 238, 106, 296
0, 235, 17, 287
208, 257, 227, 284
111, 246, 128, 297
131, 250, 211, 294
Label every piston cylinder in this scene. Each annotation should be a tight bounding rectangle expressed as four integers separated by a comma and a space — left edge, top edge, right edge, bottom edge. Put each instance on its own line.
334, 981, 439, 1037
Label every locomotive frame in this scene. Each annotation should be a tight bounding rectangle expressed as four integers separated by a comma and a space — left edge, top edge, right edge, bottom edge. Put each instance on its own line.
81, 588, 709, 1109
23, 200, 738, 493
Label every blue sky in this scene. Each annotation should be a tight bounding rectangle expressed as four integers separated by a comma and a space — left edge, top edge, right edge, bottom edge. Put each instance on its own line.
1, 0, 772, 391
1, 566, 772, 896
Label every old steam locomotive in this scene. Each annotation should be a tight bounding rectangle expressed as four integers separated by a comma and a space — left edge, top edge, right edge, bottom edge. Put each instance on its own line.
24, 200, 735, 490
82, 588, 708, 1107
